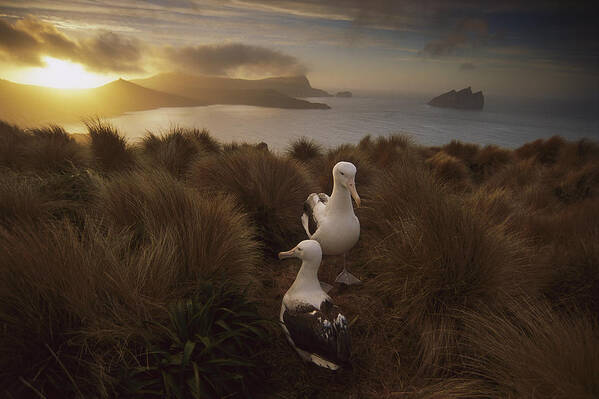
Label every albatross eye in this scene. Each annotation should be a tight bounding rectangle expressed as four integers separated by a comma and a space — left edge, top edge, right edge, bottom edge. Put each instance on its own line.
340, 172, 345, 176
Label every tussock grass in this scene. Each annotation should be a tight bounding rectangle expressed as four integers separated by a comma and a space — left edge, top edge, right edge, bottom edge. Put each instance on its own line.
442, 140, 480, 166
462, 298, 599, 399
286, 136, 323, 162
142, 127, 221, 178
309, 143, 377, 194
85, 118, 135, 172
94, 168, 261, 297
360, 159, 535, 376
425, 151, 470, 189
0, 170, 94, 229
1, 118, 598, 398
0, 122, 88, 172
28, 125, 89, 171
0, 219, 128, 398
188, 150, 316, 252
518, 135, 566, 164
0, 120, 30, 169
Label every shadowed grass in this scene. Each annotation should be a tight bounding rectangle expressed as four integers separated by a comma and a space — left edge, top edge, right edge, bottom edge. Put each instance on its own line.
462, 298, 599, 399
94, 168, 261, 297
286, 136, 323, 162
425, 151, 471, 190
0, 219, 130, 399
85, 118, 135, 172
360, 159, 535, 376
188, 150, 317, 253
309, 143, 377, 194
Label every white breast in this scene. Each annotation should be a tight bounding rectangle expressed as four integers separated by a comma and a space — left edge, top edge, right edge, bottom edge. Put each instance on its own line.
313, 214, 360, 255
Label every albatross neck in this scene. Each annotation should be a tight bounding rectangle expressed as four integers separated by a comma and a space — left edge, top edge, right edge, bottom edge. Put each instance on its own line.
290, 260, 322, 293
329, 179, 354, 213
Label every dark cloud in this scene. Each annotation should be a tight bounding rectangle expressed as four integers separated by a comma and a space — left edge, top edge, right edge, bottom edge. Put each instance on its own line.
421, 18, 490, 57
0, 16, 144, 73
161, 43, 307, 76
0, 16, 306, 77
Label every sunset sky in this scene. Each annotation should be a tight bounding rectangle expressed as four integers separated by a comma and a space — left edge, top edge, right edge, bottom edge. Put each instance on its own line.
0, 1, 597, 98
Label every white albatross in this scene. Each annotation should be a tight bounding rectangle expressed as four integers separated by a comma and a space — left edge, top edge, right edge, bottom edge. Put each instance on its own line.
301, 161, 361, 285
278, 240, 351, 370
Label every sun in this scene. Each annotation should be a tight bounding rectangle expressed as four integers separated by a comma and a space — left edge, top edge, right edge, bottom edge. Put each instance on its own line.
15, 56, 114, 89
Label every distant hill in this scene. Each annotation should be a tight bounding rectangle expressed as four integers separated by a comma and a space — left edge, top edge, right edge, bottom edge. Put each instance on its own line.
0, 78, 195, 126
0, 76, 330, 126
132, 72, 332, 99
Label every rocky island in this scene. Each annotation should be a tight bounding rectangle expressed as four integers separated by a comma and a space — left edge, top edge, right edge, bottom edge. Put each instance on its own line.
428, 87, 484, 110
336, 91, 352, 98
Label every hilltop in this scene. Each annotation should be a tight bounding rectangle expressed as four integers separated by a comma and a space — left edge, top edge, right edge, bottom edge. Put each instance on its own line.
0, 78, 195, 126
0, 75, 330, 126
132, 72, 331, 98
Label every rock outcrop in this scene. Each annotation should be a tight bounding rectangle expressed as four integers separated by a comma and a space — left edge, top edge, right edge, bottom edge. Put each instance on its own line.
336, 91, 352, 98
428, 87, 484, 110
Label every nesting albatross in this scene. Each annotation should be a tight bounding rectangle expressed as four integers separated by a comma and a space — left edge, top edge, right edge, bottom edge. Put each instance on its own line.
301, 161, 361, 285
278, 240, 351, 370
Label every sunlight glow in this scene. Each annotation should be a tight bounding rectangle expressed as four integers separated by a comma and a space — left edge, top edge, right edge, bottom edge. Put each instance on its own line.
15, 57, 114, 89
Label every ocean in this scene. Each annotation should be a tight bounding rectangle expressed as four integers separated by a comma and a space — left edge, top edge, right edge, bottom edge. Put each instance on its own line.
64, 93, 599, 151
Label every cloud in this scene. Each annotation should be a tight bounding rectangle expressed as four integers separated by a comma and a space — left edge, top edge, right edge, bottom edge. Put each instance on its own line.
0, 16, 144, 73
421, 18, 490, 57
0, 16, 306, 77
160, 43, 307, 76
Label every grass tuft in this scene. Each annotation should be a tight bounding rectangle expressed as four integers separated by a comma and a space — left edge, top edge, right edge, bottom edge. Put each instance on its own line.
286, 136, 323, 162
85, 118, 135, 172
188, 150, 317, 252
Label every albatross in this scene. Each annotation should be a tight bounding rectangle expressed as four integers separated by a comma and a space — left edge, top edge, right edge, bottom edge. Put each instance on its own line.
301, 161, 361, 285
278, 240, 351, 370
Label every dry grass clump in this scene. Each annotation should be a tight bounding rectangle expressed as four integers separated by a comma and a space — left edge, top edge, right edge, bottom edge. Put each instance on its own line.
142, 130, 199, 178
0, 219, 128, 398
309, 143, 377, 194
462, 298, 599, 399
441, 140, 480, 166
0, 122, 88, 172
85, 119, 135, 172
0, 172, 60, 228
554, 161, 599, 203
0, 170, 94, 229
94, 168, 261, 296
358, 134, 417, 169
27, 125, 89, 172
286, 136, 323, 162
188, 150, 316, 252
470, 145, 512, 179
515, 135, 565, 164
360, 159, 534, 376
222, 141, 269, 153
425, 151, 470, 189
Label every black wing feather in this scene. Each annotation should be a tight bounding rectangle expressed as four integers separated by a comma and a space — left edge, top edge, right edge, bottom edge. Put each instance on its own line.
283, 300, 350, 365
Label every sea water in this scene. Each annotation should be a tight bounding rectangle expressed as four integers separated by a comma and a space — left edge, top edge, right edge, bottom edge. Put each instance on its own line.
64, 93, 598, 151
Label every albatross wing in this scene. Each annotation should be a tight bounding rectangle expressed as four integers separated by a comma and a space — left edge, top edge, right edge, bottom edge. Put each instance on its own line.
301, 193, 329, 238
282, 300, 350, 370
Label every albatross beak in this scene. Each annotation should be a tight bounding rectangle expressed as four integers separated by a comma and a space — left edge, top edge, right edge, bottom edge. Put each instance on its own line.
278, 248, 296, 260
348, 181, 361, 208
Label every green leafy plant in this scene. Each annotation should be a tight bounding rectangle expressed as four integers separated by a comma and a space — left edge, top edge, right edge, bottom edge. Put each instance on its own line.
123, 284, 270, 398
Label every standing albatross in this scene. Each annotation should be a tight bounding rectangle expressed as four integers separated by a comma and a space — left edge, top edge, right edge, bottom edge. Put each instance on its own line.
301, 161, 361, 285
278, 240, 351, 370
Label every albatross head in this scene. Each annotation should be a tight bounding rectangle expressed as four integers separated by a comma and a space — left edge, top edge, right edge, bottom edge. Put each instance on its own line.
333, 161, 361, 207
278, 240, 323, 266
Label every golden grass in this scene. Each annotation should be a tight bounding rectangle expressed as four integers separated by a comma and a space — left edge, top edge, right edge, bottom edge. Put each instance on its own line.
85, 118, 135, 172
188, 149, 317, 253
1, 119, 598, 398
93, 168, 261, 297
